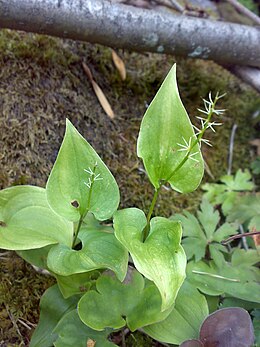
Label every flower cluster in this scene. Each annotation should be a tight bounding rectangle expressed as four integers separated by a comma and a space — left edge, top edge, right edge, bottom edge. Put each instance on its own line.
177, 92, 225, 162
83, 163, 103, 188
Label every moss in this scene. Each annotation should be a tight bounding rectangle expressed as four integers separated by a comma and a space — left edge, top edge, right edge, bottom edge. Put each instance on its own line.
0, 251, 55, 346
0, 29, 259, 345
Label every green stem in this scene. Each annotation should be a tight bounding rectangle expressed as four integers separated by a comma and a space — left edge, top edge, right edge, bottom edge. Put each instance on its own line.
143, 187, 160, 241
72, 165, 97, 248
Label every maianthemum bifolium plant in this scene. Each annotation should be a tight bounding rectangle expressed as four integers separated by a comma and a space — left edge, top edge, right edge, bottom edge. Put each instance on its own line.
0, 65, 255, 347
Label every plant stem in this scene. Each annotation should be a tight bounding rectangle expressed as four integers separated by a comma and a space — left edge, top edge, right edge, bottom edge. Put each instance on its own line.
72, 165, 97, 248
143, 187, 160, 241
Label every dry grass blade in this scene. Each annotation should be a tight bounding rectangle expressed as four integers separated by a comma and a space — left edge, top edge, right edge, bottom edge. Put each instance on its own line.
82, 62, 94, 81
111, 49, 126, 80
82, 62, 115, 119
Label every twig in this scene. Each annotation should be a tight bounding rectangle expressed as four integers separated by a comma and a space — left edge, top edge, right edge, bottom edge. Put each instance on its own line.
239, 224, 249, 250
227, 123, 238, 175
17, 318, 34, 330
168, 0, 184, 12
225, 0, 260, 26
221, 230, 260, 245
5, 304, 24, 343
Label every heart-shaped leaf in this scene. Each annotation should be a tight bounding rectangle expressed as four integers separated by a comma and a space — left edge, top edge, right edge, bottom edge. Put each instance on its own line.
199, 308, 254, 347
113, 208, 186, 311
78, 270, 172, 331
53, 310, 116, 347
0, 186, 73, 250
55, 271, 100, 299
30, 284, 78, 347
17, 245, 52, 269
46, 119, 120, 222
47, 224, 128, 282
143, 281, 208, 344
137, 64, 204, 193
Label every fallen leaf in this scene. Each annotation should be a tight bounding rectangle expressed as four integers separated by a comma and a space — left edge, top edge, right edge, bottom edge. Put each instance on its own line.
82, 62, 114, 119
111, 49, 126, 80
251, 227, 260, 247
252, 233, 260, 246
87, 338, 96, 347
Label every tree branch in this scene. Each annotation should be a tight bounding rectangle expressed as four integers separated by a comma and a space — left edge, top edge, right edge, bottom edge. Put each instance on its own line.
0, 0, 260, 68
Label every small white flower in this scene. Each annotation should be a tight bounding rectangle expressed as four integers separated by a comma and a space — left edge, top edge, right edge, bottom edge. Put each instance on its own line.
83, 164, 103, 189
177, 136, 192, 152
84, 167, 94, 175
200, 138, 212, 147
189, 151, 199, 163
206, 121, 222, 133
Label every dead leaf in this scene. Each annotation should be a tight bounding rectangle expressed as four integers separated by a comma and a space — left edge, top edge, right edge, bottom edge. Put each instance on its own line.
249, 139, 260, 156
252, 233, 260, 246
82, 62, 115, 119
111, 49, 126, 80
251, 227, 260, 247
87, 338, 96, 347
82, 62, 93, 82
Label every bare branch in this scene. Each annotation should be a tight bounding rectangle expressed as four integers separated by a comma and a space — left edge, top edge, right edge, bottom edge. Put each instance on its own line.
0, 0, 260, 68
225, 0, 260, 26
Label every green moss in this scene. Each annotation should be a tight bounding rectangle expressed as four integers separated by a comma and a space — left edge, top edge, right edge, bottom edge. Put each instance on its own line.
0, 28, 259, 345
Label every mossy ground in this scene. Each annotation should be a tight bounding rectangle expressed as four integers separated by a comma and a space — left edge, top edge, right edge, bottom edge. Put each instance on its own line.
0, 29, 259, 346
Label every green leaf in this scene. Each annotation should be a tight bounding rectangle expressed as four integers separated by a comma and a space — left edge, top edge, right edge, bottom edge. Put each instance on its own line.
227, 194, 260, 230
30, 284, 78, 347
182, 237, 207, 262
251, 157, 260, 175
202, 170, 254, 215
171, 211, 205, 238
197, 199, 219, 240
231, 248, 260, 267
53, 310, 116, 347
17, 245, 52, 269
55, 271, 100, 299
252, 309, 260, 346
221, 297, 260, 310
221, 169, 254, 191
143, 281, 209, 345
209, 244, 226, 269
212, 223, 238, 242
78, 271, 172, 331
113, 208, 186, 311
187, 260, 260, 303
137, 64, 204, 193
172, 200, 236, 265
47, 224, 128, 281
46, 119, 120, 222
0, 186, 73, 250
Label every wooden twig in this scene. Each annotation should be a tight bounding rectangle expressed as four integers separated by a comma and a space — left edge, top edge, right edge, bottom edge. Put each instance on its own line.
221, 230, 260, 244
169, 0, 185, 12
227, 123, 238, 175
225, 0, 260, 26
0, 0, 260, 67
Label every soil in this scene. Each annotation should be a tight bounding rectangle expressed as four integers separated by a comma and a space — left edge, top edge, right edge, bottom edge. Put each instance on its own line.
0, 26, 259, 346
